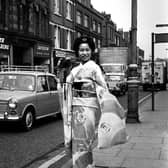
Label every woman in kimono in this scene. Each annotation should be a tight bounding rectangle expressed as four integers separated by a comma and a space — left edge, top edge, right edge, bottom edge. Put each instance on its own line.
66, 36, 108, 168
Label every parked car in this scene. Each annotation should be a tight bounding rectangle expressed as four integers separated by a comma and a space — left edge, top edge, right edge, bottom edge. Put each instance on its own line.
0, 67, 61, 131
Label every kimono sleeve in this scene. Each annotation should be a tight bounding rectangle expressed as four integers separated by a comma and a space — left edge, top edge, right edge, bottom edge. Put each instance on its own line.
94, 64, 108, 90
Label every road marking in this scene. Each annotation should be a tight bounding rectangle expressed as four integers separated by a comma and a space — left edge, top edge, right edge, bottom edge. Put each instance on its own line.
138, 93, 152, 104
38, 150, 66, 168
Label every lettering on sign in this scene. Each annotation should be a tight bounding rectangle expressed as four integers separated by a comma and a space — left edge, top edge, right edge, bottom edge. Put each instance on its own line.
36, 44, 50, 57
0, 37, 9, 50
0, 38, 5, 43
0, 44, 9, 50
37, 45, 49, 51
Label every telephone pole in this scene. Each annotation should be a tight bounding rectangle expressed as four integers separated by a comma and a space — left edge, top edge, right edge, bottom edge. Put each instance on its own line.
126, 0, 140, 123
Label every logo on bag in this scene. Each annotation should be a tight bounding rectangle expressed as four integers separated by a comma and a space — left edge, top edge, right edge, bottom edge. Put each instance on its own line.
99, 122, 111, 133
75, 110, 86, 124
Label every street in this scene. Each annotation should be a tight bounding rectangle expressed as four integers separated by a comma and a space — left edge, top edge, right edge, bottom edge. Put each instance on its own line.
0, 87, 151, 168
0, 117, 64, 168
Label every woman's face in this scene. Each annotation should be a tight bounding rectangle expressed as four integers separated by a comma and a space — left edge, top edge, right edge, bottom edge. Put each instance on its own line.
78, 43, 92, 64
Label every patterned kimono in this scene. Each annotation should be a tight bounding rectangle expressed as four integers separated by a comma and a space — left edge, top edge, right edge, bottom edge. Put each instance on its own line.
66, 60, 107, 167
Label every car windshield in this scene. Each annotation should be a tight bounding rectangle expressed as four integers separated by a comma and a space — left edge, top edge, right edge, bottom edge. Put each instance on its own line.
0, 74, 35, 91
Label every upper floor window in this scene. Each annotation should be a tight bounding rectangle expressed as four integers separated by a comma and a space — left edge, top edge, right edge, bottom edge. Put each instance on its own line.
66, 1, 72, 20
66, 30, 72, 50
76, 10, 82, 24
28, 7, 34, 33
98, 39, 101, 48
93, 37, 96, 46
117, 37, 120, 46
54, 26, 61, 49
54, 0, 61, 15
92, 20, 96, 32
77, 32, 81, 37
35, 7, 39, 35
0, 0, 5, 28
115, 36, 120, 46
84, 15, 89, 27
98, 23, 101, 33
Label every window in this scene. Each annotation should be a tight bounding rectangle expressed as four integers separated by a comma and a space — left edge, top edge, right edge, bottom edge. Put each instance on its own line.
77, 32, 81, 37
115, 36, 120, 46
35, 6, 39, 35
37, 76, 48, 92
28, 7, 34, 33
93, 38, 96, 46
98, 23, 101, 33
11, 0, 18, 30
84, 15, 89, 27
54, 0, 61, 15
92, 20, 96, 31
48, 76, 57, 91
66, 30, 72, 50
0, 1, 4, 27
109, 28, 112, 40
98, 40, 101, 48
76, 11, 82, 24
54, 26, 61, 48
66, 1, 72, 20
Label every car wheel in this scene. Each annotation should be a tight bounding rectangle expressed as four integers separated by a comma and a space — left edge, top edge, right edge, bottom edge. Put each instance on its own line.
21, 110, 34, 131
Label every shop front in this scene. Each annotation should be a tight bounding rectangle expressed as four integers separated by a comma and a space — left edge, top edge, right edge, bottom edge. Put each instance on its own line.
0, 36, 10, 67
53, 49, 75, 84
34, 43, 51, 71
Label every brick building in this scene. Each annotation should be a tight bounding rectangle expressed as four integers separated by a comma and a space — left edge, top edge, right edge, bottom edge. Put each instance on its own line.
0, 0, 51, 69
75, 0, 103, 51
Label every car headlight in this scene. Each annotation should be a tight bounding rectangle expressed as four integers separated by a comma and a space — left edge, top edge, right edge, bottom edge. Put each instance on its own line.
8, 98, 17, 109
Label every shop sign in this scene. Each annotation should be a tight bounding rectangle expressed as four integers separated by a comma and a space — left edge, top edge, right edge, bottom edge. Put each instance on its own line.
36, 44, 50, 57
55, 50, 66, 58
0, 37, 10, 51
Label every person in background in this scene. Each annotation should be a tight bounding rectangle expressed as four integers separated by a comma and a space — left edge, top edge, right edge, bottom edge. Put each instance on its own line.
66, 36, 107, 168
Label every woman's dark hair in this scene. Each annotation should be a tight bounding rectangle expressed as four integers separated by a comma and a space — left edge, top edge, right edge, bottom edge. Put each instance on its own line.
73, 36, 95, 57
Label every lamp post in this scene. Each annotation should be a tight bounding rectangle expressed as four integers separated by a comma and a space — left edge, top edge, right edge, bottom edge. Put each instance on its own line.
126, 0, 140, 123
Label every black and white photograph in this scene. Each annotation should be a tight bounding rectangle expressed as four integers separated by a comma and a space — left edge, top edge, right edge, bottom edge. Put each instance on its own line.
0, 0, 168, 168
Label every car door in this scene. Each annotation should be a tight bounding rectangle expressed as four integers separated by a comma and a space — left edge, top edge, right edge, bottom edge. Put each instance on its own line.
36, 75, 51, 118
47, 75, 60, 114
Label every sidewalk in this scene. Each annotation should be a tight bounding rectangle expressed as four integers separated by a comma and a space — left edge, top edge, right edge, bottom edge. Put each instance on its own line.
93, 90, 168, 168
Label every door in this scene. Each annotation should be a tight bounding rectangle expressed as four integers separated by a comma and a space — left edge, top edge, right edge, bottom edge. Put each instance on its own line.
36, 75, 51, 117
47, 76, 60, 114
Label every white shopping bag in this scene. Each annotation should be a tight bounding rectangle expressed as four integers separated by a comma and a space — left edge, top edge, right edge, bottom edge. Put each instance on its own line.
98, 113, 128, 149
